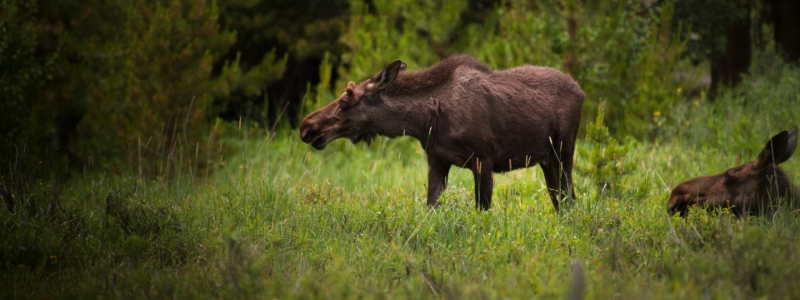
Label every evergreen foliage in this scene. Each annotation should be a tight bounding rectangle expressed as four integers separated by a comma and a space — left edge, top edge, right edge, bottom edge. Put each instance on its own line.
67, 0, 287, 172
339, 0, 462, 88
1, 0, 288, 172
672, 0, 748, 64
576, 101, 640, 193
219, 0, 348, 60
0, 0, 56, 155
216, 0, 348, 123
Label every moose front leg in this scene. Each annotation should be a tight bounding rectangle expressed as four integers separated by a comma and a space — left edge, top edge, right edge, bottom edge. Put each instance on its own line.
426, 160, 451, 208
472, 159, 494, 210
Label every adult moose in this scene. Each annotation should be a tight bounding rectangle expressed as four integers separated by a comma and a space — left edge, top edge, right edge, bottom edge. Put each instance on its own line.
668, 126, 798, 216
300, 55, 586, 210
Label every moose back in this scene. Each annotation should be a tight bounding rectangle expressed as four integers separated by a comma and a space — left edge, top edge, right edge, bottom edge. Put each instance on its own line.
300, 55, 586, 210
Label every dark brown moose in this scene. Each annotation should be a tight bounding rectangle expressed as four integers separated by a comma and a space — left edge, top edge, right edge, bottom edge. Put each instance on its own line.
299, 55, 586, 210
668, 126, 798, 216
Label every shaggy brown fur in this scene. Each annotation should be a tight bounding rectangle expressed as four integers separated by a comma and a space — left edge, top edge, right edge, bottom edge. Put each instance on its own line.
300, 55, 586, 210
668, 126, 798, 216
385, 56, 493, 94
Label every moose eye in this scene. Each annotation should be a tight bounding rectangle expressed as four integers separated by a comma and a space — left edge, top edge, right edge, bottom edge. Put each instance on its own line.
339, 100, 348, 110
723, 174, 731, 183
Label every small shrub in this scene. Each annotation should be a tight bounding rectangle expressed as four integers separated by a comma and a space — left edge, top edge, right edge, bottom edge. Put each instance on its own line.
576, 101, 641, 194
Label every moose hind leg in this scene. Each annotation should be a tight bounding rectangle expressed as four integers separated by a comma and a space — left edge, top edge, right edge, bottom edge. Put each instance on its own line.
541, 151, 575, 211
559, 145, 578, 202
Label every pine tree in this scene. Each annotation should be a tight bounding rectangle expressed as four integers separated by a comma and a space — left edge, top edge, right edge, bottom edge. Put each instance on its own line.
0, 0, 56, 156
65, 0, 286, 171
576, 101, 638, 192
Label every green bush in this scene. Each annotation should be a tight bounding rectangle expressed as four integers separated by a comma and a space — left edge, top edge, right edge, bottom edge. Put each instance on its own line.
576, 101, 640, 194
69, 0, 287, 173
1, 0, 288, 173
663, 50, 800, 156
0, 0, 56, 156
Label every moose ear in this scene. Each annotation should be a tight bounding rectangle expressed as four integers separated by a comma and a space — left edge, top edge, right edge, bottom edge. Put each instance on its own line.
368, 60, 404, 91
755, 127, 795, 168
779, 125, 798, 164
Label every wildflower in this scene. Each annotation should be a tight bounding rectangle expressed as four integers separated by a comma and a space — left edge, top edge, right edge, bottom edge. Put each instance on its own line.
653, 111, 661, 116
239, 165, 243, 169
677, 88, 681, 93
694, 101, 698, 106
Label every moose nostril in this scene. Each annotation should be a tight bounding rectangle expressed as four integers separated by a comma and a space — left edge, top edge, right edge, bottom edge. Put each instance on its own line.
300, 129, 315, 143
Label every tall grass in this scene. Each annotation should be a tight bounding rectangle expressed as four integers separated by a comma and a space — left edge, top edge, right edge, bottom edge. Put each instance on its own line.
2, 58, 800, 299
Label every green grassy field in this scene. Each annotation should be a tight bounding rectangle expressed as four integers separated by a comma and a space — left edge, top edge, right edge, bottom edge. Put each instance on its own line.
3, 65, 800, 299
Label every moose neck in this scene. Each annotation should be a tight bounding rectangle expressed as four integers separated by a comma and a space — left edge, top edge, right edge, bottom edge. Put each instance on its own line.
372, 90, 439, 144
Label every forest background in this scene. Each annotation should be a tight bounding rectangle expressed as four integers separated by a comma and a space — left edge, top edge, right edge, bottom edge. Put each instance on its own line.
2, 0, 800, 299
3, 0, 799, 168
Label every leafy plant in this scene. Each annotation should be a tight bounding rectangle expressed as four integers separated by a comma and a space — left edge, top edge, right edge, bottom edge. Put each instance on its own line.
0, 0, 57, 157
576, 101, 639, 193
64, 0, 287, 174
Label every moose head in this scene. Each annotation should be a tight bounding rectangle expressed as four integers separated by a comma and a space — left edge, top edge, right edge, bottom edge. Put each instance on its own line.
668, 126, 798, 216
299, 60, 407, 150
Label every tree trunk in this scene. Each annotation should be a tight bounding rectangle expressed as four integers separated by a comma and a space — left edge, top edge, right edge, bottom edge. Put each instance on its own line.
773, 0, 800, 62
710, 4, 751, 99
564, 16, 578, 76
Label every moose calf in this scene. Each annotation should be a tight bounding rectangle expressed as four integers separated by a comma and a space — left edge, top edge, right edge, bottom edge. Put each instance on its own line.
300, 55, 585, 210
668, 126, 798, 215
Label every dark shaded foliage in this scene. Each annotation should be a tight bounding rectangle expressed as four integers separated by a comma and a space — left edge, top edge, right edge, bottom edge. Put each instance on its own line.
0, 1, 56, 157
